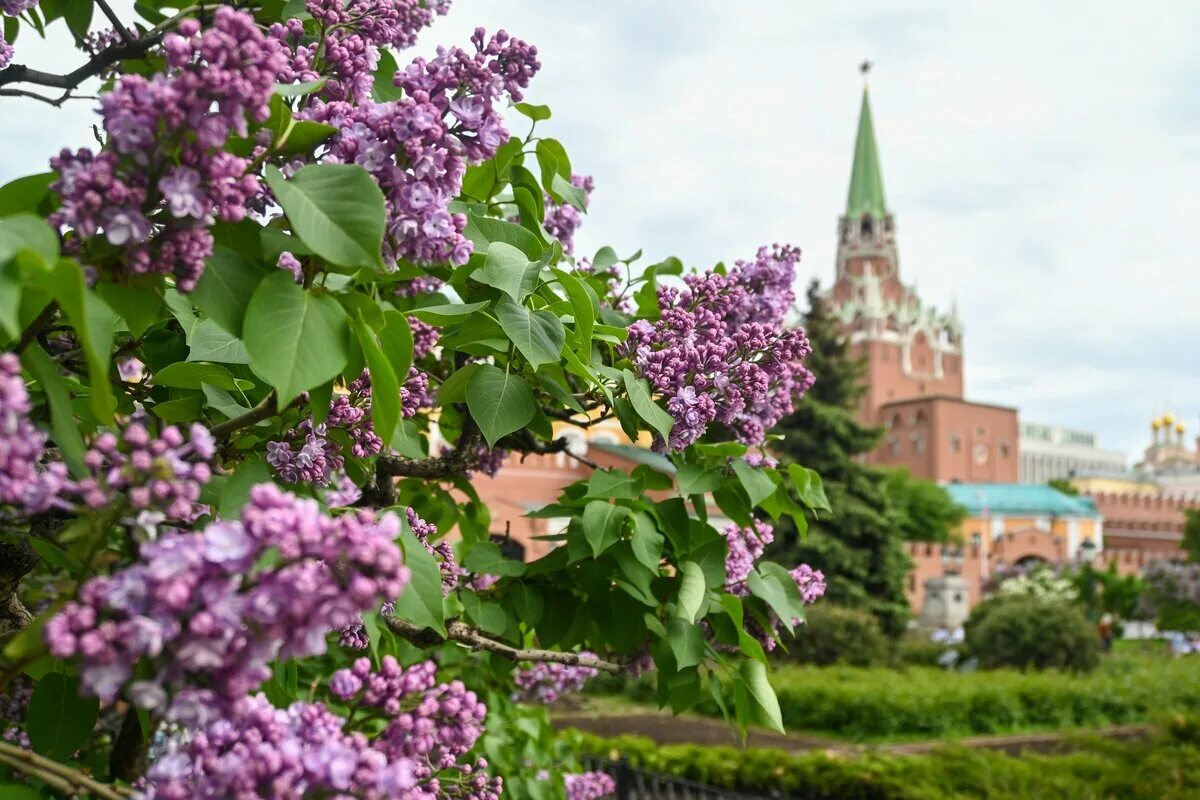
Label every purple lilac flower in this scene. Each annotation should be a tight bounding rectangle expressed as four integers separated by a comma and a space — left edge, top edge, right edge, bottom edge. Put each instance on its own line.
512, 657, 598, 704
50, 9, 290, 290
0, 0, 36, 16
723, 521, 775, 595
301, 28, 539, 272
565, 771, 616, 800
410, 316, 440, 359
45, 484, 409, 723
542, 174, 593, 254
75, 420, 215, 520
0, 32, 12, 70
624, 245, 814, 451
791, 563, 826, 605
326, 472, 363, 508
0, 353, 71, 514
277, 251, 304, 282
407, 507, 462, 593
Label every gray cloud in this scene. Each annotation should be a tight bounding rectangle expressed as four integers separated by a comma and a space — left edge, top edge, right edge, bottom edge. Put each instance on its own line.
2, 0, 1196, 462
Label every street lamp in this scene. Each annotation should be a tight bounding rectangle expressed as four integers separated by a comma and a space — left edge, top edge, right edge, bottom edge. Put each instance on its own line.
1077, 537, 1097, 565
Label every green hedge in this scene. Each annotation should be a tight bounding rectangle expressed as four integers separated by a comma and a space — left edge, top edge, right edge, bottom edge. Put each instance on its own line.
591, 651, 1200, 741
575, 717, 1200, 800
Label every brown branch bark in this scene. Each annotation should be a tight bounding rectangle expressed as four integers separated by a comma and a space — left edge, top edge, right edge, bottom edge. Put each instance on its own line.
377, 417, 483, 479
14, 302, 58, 354
0, 514, 65, 637
0, 740, 131, 799
210, 392, 278, 440
385, 617, 622, 674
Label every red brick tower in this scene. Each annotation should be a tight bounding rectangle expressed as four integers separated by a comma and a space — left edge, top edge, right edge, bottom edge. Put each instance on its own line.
828, 68, 1018, 483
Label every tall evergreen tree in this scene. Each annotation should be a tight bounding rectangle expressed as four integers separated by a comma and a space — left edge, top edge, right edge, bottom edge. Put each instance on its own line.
770, 280, 913, 637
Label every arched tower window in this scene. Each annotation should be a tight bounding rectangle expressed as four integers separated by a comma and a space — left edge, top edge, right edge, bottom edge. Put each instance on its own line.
861, 217, 873, 239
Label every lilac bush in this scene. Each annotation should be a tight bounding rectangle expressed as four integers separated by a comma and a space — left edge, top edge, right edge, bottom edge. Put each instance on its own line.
0, 0, 827, 795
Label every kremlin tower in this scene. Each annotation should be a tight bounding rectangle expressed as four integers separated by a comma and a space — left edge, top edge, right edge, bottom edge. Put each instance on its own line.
828, 69, 1019, 483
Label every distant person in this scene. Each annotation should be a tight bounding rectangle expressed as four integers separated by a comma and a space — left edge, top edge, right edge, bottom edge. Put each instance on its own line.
1097, 614, 1115, 652
1168, 631, 1192, 657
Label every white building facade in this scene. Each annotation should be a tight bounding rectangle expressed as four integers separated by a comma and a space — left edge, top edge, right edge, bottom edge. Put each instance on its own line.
1019, 422, 1127, 485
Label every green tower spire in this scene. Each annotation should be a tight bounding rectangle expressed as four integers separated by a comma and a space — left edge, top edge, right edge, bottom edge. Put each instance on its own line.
846, 83, 888, 218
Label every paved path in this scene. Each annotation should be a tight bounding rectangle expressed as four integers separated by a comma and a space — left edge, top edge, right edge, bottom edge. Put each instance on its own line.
554, 710, 1151, 756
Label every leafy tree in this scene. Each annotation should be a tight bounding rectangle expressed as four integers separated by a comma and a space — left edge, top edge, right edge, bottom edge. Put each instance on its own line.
1049, 478, 1079, 496
769, 280, 912, 637
1183, 508, 1200, 563
883, 468, 965, 543
0, 2, 828, 796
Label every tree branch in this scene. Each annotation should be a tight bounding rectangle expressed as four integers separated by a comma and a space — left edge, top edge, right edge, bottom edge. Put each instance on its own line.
94, 0, 136, 46
210, 392, 278, 440
14, 302, 58, 354
0, 740, 131, 799
504, 431, 599, 469
385, 617, 622, 674
377, 417, 483, 479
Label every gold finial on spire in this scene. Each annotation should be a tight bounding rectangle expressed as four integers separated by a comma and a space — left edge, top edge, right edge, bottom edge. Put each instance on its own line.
860, 60, 872, 84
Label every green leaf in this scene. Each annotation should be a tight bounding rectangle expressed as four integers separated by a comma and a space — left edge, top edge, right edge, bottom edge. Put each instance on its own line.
622, 369, 673, 442
676, 464, 723, 496
154, 362, 238, 391
26, 673, 100, 761
371, 49, 404, 102
23, 347, 85, 476
675, 561, 706, 623
739, 659, 784, 733
592, 246, 619, 270
191, 246, 269, 335
551, 173, 588, 212
243, 272, 350, 405
508, 583, 544, 626
202, 383, 251, 420
551, 268, 596, 355
789, 464, 832, 512
747, 566, 804, 636
219, 455, 272, 517
95, 282, 162, 339
535, 138, 572, 197
630, 511, 665, 571
514, 102, 551, 121
279, 120, 339, 156
151, 395, 202, 423
0, 784, 43, 800
0, 213, 58, 271
464, 214, 544, 260
664, 617, 704, 670
0, 173, 55, 218
379, 309, 414, 379
407, 301, 488, 323
188, 319, 250, 364
473, 241, 545, 302
586, 468, 642, 500
732, 459, 777, 508
351, 310, 400, 446
581, 500, 629, 556
264, 164, 386, 270
463, 540, 526, 577
274, 77, 327, 96
37, 259, 117, 422
465, 365, 536, 447
437, 363, 480, 404
395, 530, 446, 636
495, 295, 565, 369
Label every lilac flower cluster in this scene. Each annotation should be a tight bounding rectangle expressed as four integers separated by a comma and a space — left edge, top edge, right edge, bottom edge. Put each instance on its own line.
512, 656, 598, 704
542, 174, 593, 254
45, 484, 409, 724
0, 31, 12, 70
50, 9, 289, 290
726, 244, 802, 328
138, 693, 448, 799
466, 441, 508, 478
791, 564, 827, 605
723, 521, 775, 595
76, 421, 215, 520
408, 506, 461, 592
266, 418, 344, 485
302, 28, 539, 269
328, 656, 500, 797
624, 247, 814, 451
1, 0, 38, 16
565, 771, 617, 800
411, 315, 441, 359
0, 353, 70, 514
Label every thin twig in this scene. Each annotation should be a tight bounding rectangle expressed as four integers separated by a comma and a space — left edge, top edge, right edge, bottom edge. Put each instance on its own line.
385, 617, 622, 674
377, 418, 483, 479
210, 392, 278, 440
14, 302, 58, 354
0, 87, 96, 106
0, 740, 131, 799
94, 0, 136, 46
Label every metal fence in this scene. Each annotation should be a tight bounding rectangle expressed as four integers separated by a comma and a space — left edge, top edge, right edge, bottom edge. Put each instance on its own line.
581, 755, 780, 800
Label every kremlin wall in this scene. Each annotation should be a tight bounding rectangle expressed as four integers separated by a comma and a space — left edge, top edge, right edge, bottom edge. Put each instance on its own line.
467, 79, 1200, 616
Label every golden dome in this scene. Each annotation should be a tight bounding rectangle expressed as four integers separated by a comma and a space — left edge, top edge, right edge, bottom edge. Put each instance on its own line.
1177, 422, 1187, 434
1153, 417, 1164, 429
1164, 412, 1176, 425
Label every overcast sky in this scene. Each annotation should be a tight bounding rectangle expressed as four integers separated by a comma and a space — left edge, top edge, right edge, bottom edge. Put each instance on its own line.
4, 1, 1198, 461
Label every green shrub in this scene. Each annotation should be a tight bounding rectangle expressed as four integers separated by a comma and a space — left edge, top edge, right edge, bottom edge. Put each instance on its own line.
964, 594, 1101, 672
894, 632, 951, 667
781, 604, 891, 667
573, 719, 1200, 800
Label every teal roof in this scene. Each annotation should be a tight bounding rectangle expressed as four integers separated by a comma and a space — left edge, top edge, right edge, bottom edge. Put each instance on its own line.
945, 484, 1100, 518
846, 88, 888, 218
